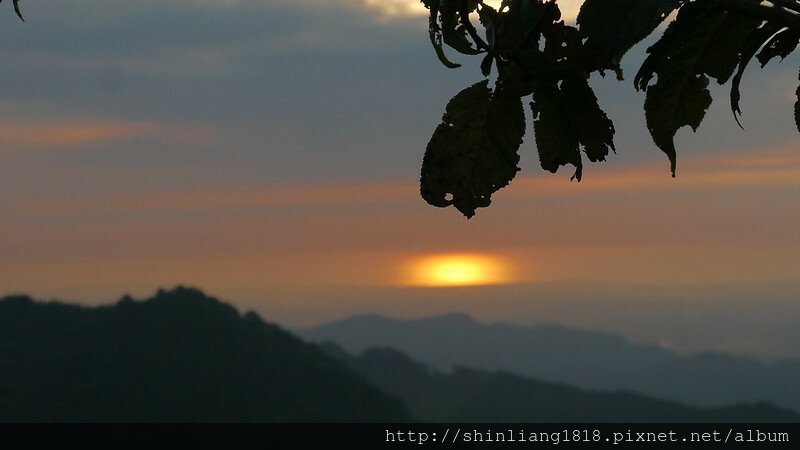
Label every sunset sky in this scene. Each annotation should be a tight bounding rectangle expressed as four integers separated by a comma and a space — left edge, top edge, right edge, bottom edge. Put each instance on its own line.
1, 1, 798, 358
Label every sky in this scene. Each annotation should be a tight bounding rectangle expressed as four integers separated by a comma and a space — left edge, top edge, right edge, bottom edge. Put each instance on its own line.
1, 1, 798, 358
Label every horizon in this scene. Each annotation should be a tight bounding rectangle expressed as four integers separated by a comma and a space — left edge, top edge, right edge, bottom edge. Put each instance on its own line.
4, 283, 798, 361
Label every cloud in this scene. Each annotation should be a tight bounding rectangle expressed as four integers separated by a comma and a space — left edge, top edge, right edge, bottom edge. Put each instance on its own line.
0, 122, 149, 147
508, 139, 800, 196
6, 140, 797, 220
0, 120, 218, 150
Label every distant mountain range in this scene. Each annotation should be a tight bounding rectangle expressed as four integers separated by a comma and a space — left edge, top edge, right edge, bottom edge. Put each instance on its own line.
300, 313, 800, 412
0, 288, 796, 422
322, 344, 797, 422
0, 288, 408, 422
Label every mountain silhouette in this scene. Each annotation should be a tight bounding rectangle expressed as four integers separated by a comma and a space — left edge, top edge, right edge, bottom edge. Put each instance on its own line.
0, 288, 409, 422
300, 313, 800, 412
320, 343, 799, 422
2, 288, 796, 423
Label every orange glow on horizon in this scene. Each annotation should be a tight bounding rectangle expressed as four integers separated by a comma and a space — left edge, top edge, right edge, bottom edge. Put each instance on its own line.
401, 254, 515, 287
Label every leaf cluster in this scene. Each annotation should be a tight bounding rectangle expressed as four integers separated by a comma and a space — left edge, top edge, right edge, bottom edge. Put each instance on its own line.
421, 0, 800, 217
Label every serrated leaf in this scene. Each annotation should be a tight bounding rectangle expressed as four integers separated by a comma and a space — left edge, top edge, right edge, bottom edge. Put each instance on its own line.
561, 77, 616, 162
530, 80, 582, 180
529, 77, 616, 180
477, 2, 500, 48
701, 15, 762, 84
425, 0, 461, 68
645, 73, 711, 175
730, 21, 783, 128
543, 19, 581, 63
507, 47, 573, 92
756, 28, 800, 67
440, 0, 481, 55
431, 34, 462, 68
578, 0, 682, 76
495, 0, 546, 54
634, 2, 760, 175
421, 81, 525, 218
636, 3, 760, 87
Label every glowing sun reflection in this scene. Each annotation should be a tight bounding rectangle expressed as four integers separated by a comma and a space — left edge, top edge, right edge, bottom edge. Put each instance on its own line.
401, 253, 515, 287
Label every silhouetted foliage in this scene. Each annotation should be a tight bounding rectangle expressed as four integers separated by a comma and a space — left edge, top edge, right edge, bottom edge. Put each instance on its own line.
421, 0, 800, 217
0, 288, 410, 422
321, 343, 800, 422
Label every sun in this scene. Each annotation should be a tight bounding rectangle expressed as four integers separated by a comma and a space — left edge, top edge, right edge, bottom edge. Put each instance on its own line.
402, 253, 513, 287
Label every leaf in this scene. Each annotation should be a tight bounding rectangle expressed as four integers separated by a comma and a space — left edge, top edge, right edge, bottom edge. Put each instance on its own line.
701, 16, 764, 85
425, 0, 462, 68
543, 17, 581, 63
502, 47, 574, 97
561, 77, 616, 163
634, 2, 760, 175
421, 81, 525, 218
529, 77, 616, 180
530, 81, 582, 180
494, 0, 546, 55
430, 35, 462, 68
644, 73, 711, 176
440, 0, 481, 56
756, 28, 800, 68
578, 0, 682, 77
477, 2, 501, 49
730, 21, 783, 128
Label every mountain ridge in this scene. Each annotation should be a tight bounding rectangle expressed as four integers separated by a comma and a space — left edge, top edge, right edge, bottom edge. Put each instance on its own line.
300, 312, 800, 411
0, 287, 410, 422
320, 343, 799, 422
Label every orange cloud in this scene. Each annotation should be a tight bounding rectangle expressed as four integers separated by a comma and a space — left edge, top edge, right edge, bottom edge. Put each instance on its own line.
508, 141, 800, 197
0, 120, 218, 149
5, 140, 798, 221
0, 121, 149, 147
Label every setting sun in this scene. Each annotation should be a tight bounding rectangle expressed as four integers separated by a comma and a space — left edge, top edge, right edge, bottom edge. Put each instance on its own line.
402, 254, 514, 287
